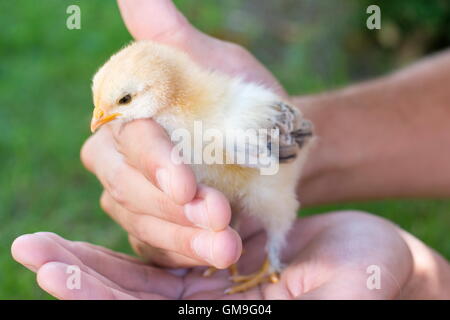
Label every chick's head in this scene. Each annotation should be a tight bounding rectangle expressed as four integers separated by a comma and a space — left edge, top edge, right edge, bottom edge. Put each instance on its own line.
90, 41, 186, 132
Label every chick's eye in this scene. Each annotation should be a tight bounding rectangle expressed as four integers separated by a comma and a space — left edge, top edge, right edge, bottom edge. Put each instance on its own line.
118, 94, 132, 105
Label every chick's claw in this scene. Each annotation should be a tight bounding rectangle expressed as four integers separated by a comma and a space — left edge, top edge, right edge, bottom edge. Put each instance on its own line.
269, 272, 280, 283
202, 264, 239, 277
202, 267, 217, 277
229, 272, 279, 284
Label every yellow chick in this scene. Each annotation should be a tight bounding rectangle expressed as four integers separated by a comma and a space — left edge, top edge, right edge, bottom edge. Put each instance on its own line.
90, 41, 313, 294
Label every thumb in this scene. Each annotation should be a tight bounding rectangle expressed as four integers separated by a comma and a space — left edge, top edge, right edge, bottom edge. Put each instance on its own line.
117, 0, 198, 45
296, 274, 398, 300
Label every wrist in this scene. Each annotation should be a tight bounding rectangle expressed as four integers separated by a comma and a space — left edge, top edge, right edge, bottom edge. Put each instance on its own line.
290, 73, 411, 206
291, 91, 358, 207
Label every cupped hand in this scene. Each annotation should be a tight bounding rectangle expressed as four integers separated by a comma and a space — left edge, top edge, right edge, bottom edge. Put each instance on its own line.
11, 211, 414, 299
81, 0, 285, 268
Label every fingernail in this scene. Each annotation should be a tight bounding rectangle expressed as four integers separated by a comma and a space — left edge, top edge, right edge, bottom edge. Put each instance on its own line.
156, 168, 171, 195
192, 232, 214, 264
184, 199, 210, 229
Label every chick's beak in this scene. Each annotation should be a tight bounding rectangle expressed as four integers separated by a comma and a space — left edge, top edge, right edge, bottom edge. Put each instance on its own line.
90, 107, 121, 132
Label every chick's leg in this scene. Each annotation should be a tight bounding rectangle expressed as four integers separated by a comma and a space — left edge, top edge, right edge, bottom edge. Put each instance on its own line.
225, 232, 286, 294
225, 185, 298, 294
225, 258, 276, 294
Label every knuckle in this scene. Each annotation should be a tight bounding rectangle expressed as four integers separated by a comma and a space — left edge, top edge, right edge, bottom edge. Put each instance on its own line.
173, 226, 193, 256
80, 137, 95, 170
129, 235, 152, 258
133, 219, 151, 243
109, 186, 128, 208
106, 166, 129, 207
113, 138, 125, 155
155, 195, 173, 219
99, 192, 112, 212
111, 127, 126, 153
141, 153, 158, 181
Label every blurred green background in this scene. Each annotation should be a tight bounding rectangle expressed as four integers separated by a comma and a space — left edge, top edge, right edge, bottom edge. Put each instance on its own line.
1, 0, 449, 299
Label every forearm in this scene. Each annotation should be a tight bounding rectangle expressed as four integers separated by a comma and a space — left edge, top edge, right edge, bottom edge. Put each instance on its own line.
294, 50, 450, 206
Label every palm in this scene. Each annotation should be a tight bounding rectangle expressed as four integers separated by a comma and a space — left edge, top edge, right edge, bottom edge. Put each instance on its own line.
12, 211, 412, 299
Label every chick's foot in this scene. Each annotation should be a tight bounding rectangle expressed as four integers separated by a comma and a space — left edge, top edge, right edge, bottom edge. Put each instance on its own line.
225, 258, 279, 294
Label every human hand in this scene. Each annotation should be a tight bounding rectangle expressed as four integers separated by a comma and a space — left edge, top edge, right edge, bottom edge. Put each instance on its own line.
117, 0, 285, 95
81, 0, 285, 268
12, 211, 419, 299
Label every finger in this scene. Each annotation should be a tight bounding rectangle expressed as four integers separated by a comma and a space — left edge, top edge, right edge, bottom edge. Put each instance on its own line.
184, 185, 232, 231
82, 128, 230, 230
129, 234, 203, 268
82, 130, 193, 228
111, 119, 196, 205
100, 183, 231, 231
81, 127, 125, 180
11, 233, 179, 298
295, 275, 387, 300
11, 234, 109, 285
37, 262, 139, 300
103, 196, 242, 269
260, 266, 385, 300
117, 0, 197, 44
117, 0, 227, 71
11, 233, 132, 293
82, 129, 188, 224
37, 232, 183, 299
117, 0, 285, 94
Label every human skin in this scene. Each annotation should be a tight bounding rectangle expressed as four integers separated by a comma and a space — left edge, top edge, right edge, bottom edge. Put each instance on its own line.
88, 0, 450, 294
296, 49, 450, 206
11, 0, 450, 299
14, 211, 447, 300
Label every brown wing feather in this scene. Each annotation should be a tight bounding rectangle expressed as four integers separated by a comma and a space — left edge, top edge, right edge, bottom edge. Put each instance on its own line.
269, 102, 313, 163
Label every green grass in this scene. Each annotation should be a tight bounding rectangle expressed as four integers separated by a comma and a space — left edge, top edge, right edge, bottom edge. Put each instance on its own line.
1, 0, 449, 299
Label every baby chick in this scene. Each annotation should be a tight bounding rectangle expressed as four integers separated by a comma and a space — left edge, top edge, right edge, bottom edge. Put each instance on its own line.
90, 41, 313, 294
